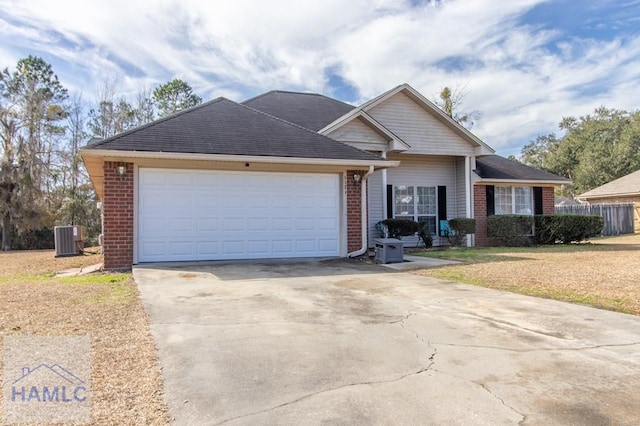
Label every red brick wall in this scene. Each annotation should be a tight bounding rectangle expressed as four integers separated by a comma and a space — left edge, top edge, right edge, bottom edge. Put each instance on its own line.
542, 186, 555, 214
102, 161, 134, 270
473, 184, 489, 247
346, 170, 363, 253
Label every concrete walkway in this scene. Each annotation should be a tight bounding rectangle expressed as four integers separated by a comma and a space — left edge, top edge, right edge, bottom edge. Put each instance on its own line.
134, 259, 640, 425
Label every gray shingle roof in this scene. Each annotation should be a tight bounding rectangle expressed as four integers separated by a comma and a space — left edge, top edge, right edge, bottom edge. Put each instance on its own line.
243, 90, 355, 131
84, 97, 383, 162
579, 169, 640, 198
475, 155, 570, 182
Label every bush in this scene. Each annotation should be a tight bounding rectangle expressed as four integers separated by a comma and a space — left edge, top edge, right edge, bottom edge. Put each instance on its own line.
534, 214, 603, 244
444, 218, 476, 247
2, 226, 55, 250
376, 218, 421, 239
418, 225, 433, 248
487, 215, 534, 246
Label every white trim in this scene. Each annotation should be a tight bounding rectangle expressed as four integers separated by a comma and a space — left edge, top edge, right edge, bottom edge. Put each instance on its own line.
133, 164, 139, 265
381, 151, 388, 220
465, 156, 473, 247
577, 192, 640, 200
476, 178, 569, 186
80, 148, 399, 169
341, 171, 348, 257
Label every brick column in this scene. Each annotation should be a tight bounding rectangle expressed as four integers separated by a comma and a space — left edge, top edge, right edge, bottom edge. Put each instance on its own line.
473, 184, 488, 247
102, 161, 134, 270
346, 170, 363, 253
542, 187, 555, 214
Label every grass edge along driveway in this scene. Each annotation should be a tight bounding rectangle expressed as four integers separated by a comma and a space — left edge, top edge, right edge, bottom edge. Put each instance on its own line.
412, 234, 640, 316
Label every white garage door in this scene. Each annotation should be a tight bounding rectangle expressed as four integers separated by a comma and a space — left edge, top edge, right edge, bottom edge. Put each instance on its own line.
137, 168, 341, 262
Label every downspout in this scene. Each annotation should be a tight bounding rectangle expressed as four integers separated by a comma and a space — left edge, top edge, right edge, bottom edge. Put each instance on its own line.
348, 165, 375, 258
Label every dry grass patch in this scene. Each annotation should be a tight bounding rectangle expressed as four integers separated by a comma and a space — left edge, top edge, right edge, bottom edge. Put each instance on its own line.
0, 250, 169, 425
413, 234, 640, 315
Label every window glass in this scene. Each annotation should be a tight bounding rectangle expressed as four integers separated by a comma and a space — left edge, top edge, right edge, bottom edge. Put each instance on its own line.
495, 186, 513, 215
494, 186, 533, 216
417, 186, 436, 215
393, 185, 438, 236
515, 187, 533, 215
394, 186, 414, 216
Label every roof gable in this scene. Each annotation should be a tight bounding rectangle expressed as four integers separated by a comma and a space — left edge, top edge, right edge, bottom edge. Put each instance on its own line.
319, 83, 495, 156
579, 169, 640, 198
243, 90, 355, 131
84, 97, 383, 162
475, 155, 571, 183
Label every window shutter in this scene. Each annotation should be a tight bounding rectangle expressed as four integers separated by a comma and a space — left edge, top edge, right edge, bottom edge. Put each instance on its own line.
386, 185, 393, 219
533, 187, 543, 215
437, 186, 447, 234
486, 185, 495, 216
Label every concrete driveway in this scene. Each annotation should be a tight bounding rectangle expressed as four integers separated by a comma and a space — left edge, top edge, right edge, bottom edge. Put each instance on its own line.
134, 259, 640, 425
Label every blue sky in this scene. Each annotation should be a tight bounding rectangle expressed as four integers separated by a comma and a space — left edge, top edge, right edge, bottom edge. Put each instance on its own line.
1, 0, 639, 156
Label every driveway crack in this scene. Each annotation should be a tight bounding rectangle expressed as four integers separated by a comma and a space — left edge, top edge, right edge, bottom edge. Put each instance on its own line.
431, 341, 640, 353
431, 367, 527, 424
214, 366, 433, 425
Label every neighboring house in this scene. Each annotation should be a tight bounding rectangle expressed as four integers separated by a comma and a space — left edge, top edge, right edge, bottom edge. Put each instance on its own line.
81, 83, 570, 270
555, 196, 579, 207
577, 169, 640, 233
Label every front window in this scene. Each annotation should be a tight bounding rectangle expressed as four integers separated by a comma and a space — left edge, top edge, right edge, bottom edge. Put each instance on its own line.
495, 186, 533, 215
394, 185, 437, 235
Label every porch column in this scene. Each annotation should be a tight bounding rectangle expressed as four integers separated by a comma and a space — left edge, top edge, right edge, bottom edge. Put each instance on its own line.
465, 155, 473, 247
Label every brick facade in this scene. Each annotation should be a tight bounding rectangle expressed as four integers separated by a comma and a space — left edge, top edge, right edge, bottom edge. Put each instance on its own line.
473, 184, 489, 247
102, 161, 134, 270
473, 184, 557, 247
346, 170, 363, 253
542, 187, 555, 214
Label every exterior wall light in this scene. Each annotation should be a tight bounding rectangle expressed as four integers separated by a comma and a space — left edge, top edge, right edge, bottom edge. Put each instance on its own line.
353, 172, 362, 185
117, 163, 126, 177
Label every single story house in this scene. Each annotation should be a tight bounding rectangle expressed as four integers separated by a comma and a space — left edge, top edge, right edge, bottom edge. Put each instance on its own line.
81, 83, 570, 270
578, 169, 640, 233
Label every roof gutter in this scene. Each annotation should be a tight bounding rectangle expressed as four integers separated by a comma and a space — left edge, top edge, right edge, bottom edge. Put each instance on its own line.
348, 165, 375, 258
577, 192, 640, 200
475, 178, 571, 186
80, 148, 399, 169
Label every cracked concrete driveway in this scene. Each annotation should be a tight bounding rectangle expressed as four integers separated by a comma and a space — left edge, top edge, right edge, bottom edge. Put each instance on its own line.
134, 259, 640, 425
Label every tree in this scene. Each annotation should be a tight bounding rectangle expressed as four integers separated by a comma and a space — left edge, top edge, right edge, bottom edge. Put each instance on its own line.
519, 107, 640, 196
152, 79, 202, 118
0, 56, 68, 250
436, 85, 479, 129
87, 79, 137, 138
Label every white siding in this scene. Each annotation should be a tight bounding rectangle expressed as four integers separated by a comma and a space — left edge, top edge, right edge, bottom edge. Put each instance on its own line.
327, 117, 389, 151
455, 157, 467, 218
369, 92, 475, 156
367, 170, 384, 245
370, 155, 458, 247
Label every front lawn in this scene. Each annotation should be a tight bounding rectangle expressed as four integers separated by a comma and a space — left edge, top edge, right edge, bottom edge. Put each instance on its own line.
0, 250, 169, 424
412, 234, 640, 315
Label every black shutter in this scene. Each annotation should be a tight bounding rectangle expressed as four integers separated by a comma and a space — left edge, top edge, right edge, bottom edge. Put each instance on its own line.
486, 185, 495, 216
533, 187, 543, 215
386, 185, 393, 219
437, 186, 447, 234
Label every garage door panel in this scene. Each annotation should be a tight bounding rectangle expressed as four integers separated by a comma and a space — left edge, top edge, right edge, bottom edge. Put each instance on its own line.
138, 168, 341, 262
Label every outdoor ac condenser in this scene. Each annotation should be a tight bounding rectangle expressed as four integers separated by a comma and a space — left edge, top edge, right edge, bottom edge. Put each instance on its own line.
54, 225, 85, 257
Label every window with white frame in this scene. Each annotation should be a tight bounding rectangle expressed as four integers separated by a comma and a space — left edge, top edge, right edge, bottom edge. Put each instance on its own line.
393, 185, 437, 235
495, 186, 533, 215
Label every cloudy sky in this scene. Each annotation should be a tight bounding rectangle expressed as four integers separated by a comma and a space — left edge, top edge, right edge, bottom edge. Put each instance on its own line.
1, 0, 639, 155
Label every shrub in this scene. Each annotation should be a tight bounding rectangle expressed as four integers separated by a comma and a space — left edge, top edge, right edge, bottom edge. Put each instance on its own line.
3, 226, 55, 250
487, 215, 534, 246
534, 214, 603, 244
444, 218, 476, 247
376, 218, 421, 239
418, 225, 433, 248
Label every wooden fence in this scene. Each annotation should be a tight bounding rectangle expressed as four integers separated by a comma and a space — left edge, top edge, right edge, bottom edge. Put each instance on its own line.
555, 203, 635, 236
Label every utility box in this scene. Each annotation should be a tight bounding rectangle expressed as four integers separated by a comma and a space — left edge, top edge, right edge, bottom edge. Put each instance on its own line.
54, 226, 85, 257
374, 238, 404, 264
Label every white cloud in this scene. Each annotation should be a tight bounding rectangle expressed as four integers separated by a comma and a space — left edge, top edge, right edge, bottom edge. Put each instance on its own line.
1, 0, 640, 154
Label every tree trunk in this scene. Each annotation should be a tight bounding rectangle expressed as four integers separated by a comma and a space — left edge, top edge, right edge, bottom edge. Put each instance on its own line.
1, 212, 10, 251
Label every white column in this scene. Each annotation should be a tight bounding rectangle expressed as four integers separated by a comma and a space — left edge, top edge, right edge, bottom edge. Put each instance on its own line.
382, 151, 388, 219
465, 156, 473, 247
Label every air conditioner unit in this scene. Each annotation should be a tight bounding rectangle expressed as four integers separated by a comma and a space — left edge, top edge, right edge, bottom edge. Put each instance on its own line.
54, 225, 85, 257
